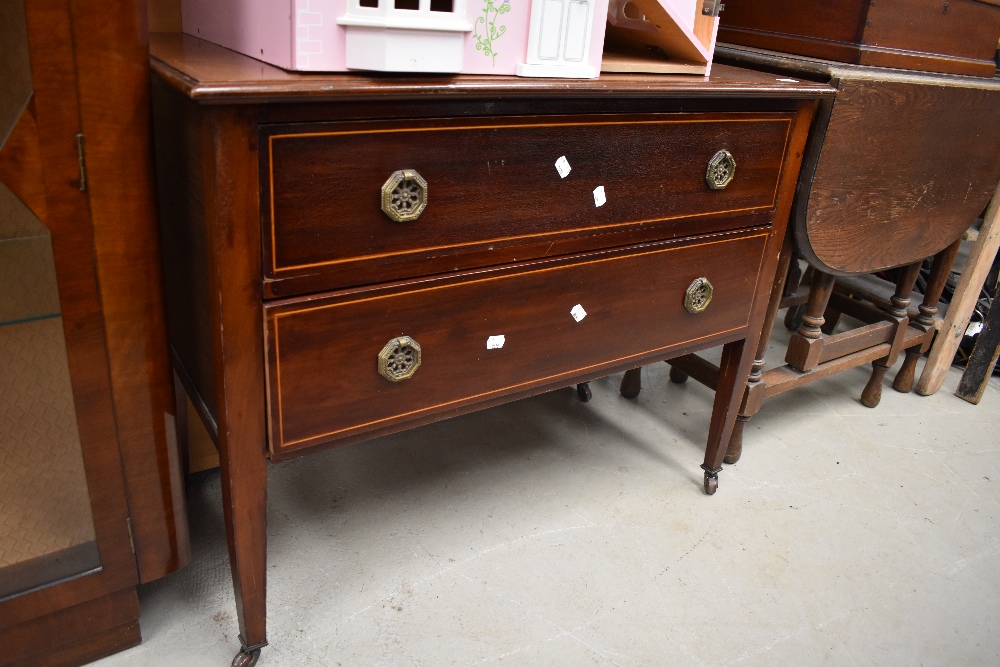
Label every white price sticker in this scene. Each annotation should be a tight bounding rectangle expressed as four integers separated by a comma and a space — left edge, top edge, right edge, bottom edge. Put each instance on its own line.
570, 304, 587, 322
487, 335, 506, 349
555, 155, 572, 178
593, 185, 606, 207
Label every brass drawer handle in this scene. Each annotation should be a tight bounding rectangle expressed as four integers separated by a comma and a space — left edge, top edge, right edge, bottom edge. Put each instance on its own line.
684, 277, 714, 313
378, 336, 422, 381
706, 150, 736, 190
381, 169, 428, 222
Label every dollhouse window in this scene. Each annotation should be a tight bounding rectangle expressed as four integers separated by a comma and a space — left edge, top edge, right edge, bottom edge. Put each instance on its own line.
342, 0, 466, 19
338, 0, 472, 72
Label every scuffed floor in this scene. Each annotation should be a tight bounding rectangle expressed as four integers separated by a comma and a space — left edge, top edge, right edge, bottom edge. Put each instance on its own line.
96, 332, 1000, 666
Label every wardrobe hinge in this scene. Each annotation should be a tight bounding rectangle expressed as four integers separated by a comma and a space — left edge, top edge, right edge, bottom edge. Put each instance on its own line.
75, 133, 87, 192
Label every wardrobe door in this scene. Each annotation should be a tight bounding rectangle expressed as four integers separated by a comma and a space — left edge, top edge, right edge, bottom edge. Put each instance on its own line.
0, 0, 142, 663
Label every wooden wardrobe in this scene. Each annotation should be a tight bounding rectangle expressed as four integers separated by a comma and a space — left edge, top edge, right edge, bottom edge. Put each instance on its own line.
0, 0, 188, 664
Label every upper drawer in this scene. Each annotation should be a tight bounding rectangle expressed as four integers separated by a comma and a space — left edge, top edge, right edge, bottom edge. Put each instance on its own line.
262, 113, 792, 295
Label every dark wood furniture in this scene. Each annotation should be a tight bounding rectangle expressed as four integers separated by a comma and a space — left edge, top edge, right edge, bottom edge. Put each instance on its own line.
623, 45, 1000, 464
150, 33, 828, 666
956, 273, 1000, 404
0, 0, 188, 665
717, 0, 1000, 77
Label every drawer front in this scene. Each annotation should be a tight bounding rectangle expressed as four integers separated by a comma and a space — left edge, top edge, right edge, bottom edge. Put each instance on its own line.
263, 113, 791, 293
265, 229, 769, 458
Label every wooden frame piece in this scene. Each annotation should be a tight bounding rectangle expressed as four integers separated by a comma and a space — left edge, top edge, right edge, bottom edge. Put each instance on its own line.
955, 297, 1000, 405
917, 185, 1000, 396
1, 1, 188, 663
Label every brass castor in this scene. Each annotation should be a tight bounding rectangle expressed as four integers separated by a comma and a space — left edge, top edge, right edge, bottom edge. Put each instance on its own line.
232, 649, 261, 667
668, 365, 689, 384
703, 472, 718, 495
576, 382, 592, 402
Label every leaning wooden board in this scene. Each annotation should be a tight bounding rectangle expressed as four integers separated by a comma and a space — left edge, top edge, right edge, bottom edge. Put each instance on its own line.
918, 184, 1000, 396
955, 288, 1000, 404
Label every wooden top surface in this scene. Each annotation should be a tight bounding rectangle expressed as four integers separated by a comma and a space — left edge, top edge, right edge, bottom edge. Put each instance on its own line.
150, 33, 834, 104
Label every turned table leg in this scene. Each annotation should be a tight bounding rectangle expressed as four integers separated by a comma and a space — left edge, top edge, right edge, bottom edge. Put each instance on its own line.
718, 231, 797, 466
668, 364, 689, 384
619, 368, 643, 398
860, 262, 922, 408
783, 263, 809, 331
723, 349, 767, 467
784, 270, 837, 372
893, 239, 962, 393
892, 348, 922, 394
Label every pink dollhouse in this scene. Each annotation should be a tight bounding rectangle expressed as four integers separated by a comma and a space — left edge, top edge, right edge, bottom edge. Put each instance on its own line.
181, 0, 717, 77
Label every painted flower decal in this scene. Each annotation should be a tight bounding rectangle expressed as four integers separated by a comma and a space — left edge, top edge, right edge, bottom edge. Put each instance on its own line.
474, 0, 512, 66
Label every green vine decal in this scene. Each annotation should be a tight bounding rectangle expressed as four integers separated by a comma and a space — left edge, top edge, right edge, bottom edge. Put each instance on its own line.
473, 0, 511, 66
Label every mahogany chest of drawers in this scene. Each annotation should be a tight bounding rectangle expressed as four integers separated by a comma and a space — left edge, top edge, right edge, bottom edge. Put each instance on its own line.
149, 33, 828, 665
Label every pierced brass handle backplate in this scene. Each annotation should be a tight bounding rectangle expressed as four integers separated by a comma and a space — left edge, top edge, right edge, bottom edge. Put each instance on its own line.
381, 169, 428, 222
684, 277, 714, 314
706, 150, 736, 190
378, 336, 422, 382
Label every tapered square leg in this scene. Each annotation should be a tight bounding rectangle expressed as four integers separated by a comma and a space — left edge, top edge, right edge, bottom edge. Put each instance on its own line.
701, 339, 755, 494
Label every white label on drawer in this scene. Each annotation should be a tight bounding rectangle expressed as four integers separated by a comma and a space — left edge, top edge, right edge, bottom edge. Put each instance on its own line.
777, 78, 799, 83
593, 185, 606, 207
487, 335, 506, 349
570, 304, 587, 322
555, 155, 572, 178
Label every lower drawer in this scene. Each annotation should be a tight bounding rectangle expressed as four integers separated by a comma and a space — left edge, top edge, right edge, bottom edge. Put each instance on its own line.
264, 228, 769, 459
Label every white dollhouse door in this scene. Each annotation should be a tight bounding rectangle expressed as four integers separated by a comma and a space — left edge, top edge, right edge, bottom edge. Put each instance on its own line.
517, 0, 597, 77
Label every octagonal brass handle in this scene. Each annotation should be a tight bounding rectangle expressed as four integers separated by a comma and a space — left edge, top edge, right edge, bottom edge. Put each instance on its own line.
381, 169, 428, 222
706, 150, 736, 190
378, 336, 422, 382
684, 277, 714, 314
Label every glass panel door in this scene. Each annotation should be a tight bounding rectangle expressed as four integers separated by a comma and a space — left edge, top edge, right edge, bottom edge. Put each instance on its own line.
0, 0, 100, 601
0, 183, 101, 600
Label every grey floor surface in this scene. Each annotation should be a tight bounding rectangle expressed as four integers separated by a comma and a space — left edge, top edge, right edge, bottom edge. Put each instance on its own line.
95, 329, 1000, 667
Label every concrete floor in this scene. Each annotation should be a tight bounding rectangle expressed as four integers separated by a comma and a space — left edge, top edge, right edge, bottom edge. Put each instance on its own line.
96, 329, 1000, 667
